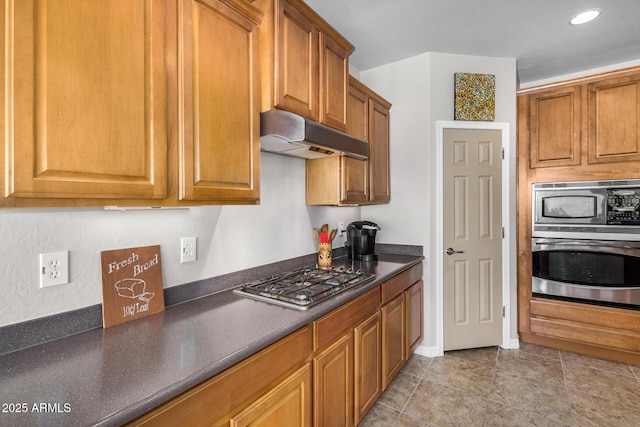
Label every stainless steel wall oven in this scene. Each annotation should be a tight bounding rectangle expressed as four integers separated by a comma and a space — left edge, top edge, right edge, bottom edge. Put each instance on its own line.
531, 180, 640, 310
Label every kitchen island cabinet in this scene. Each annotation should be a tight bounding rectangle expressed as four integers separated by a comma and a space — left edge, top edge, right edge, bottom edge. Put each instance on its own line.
517, 65, 640, 364
0, 0, 261, 208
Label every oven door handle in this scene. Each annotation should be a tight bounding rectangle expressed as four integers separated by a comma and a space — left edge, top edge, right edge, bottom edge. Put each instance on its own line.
532, 238, 640, 256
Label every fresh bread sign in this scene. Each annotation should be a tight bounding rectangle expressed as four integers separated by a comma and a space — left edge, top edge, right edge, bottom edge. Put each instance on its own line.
100, 245, 165, 328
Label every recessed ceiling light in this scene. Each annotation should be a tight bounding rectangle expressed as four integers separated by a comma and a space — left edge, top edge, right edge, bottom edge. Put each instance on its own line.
570, 9, 600, 25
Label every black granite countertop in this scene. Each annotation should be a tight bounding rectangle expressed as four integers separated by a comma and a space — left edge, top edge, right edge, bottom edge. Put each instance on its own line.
0, 252, 423, 426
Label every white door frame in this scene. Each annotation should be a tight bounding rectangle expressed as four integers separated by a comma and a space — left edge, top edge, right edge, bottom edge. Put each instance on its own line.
435, 120, 515, 355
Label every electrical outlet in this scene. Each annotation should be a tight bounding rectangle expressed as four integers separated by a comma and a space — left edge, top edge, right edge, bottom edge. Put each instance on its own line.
338, 222, 346, 243
40, 251, 70, 288
181, 237, 197, 263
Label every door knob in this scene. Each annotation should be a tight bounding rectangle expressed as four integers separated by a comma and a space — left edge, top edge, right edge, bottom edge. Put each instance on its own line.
445, 247, 465, 255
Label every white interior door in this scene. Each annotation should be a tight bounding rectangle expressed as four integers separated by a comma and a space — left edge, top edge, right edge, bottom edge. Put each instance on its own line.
443, 128, 503, 351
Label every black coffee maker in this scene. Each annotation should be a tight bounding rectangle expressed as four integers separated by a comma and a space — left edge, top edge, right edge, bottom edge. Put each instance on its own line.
346, 221, 381, 262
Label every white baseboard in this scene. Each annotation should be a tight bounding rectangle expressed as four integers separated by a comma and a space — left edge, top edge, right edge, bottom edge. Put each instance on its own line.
414, 338, 519, 357
501, 338, 520, 350
414, 344, 443, 358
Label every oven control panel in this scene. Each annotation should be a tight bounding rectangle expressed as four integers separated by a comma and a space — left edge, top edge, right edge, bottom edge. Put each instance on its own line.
607, 188, 640, 225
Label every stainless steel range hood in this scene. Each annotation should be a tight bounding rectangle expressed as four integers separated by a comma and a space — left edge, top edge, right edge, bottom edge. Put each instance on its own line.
260, 110, 368, 160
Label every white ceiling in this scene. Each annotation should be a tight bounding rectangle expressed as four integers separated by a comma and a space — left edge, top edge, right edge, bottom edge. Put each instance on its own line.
304, 0, 640, 84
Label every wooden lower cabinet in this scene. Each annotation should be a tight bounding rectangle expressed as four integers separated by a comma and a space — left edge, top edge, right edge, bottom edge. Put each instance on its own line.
128, 263, 425, 427
405, 280, 424, 356
354, 311, 381, 425
230, 363, 312, 427
526, 298, 640, 363
126, 326, 311, 427
381, 294, 405, 390
313, 332, 353, 427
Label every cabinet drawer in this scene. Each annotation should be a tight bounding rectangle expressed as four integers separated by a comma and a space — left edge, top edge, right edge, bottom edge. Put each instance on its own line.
128, 326, 311, 427
230, 363, 312, 427
529, 317, 640, 353
381, 264, 422, 305
530, 299, 640, 333
314, 287, 380, 350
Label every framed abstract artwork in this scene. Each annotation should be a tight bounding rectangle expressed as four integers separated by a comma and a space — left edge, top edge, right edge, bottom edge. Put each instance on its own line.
454, 72, 495, 121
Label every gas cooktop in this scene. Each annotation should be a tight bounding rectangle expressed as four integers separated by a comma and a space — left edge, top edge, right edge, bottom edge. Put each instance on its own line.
233, 266, 375, 310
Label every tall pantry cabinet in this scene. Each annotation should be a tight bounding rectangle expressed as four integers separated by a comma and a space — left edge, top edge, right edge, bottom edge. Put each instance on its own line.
517, 66, 640, 364
1, 0, 261, 207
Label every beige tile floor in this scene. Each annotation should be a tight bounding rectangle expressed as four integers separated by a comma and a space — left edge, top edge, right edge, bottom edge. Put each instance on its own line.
359, 343, 640, 427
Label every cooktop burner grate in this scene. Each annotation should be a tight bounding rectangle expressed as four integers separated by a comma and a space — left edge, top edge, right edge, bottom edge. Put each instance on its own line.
233, 266, 375, 310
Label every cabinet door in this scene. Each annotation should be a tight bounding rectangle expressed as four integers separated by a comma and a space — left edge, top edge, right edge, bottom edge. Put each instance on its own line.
405, 280, 423, 356
369, 98, 391, 203
179, 0, 261, 202
275, 0, 318, 120
319, 33, 348, 131
528, 86, 582, 168
588, 75, 640, 164
354, 311, 381, 425
342, 80, 369, 204
314, 332, 354, 427
6, 0, 167, 199
381, 294, 405, 390
230, 363, 312, 427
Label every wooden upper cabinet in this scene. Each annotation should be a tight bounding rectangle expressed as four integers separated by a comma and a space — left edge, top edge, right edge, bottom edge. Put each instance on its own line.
6, 0, 168, 200
369, 95, 391, 204
528, 86, 582, 168
275, 0, 318, 119
319, 33, 349, 131
255, 0, 352, 130
342, 80, 370, 204
305, 76, 391, 206
178, 0, 261, 202
2, 0, 262, 207
588, 74, 640, 164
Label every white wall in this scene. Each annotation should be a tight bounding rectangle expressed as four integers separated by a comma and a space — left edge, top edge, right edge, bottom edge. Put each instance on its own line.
360, 52, 518, 353
0, 152, 360, 327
